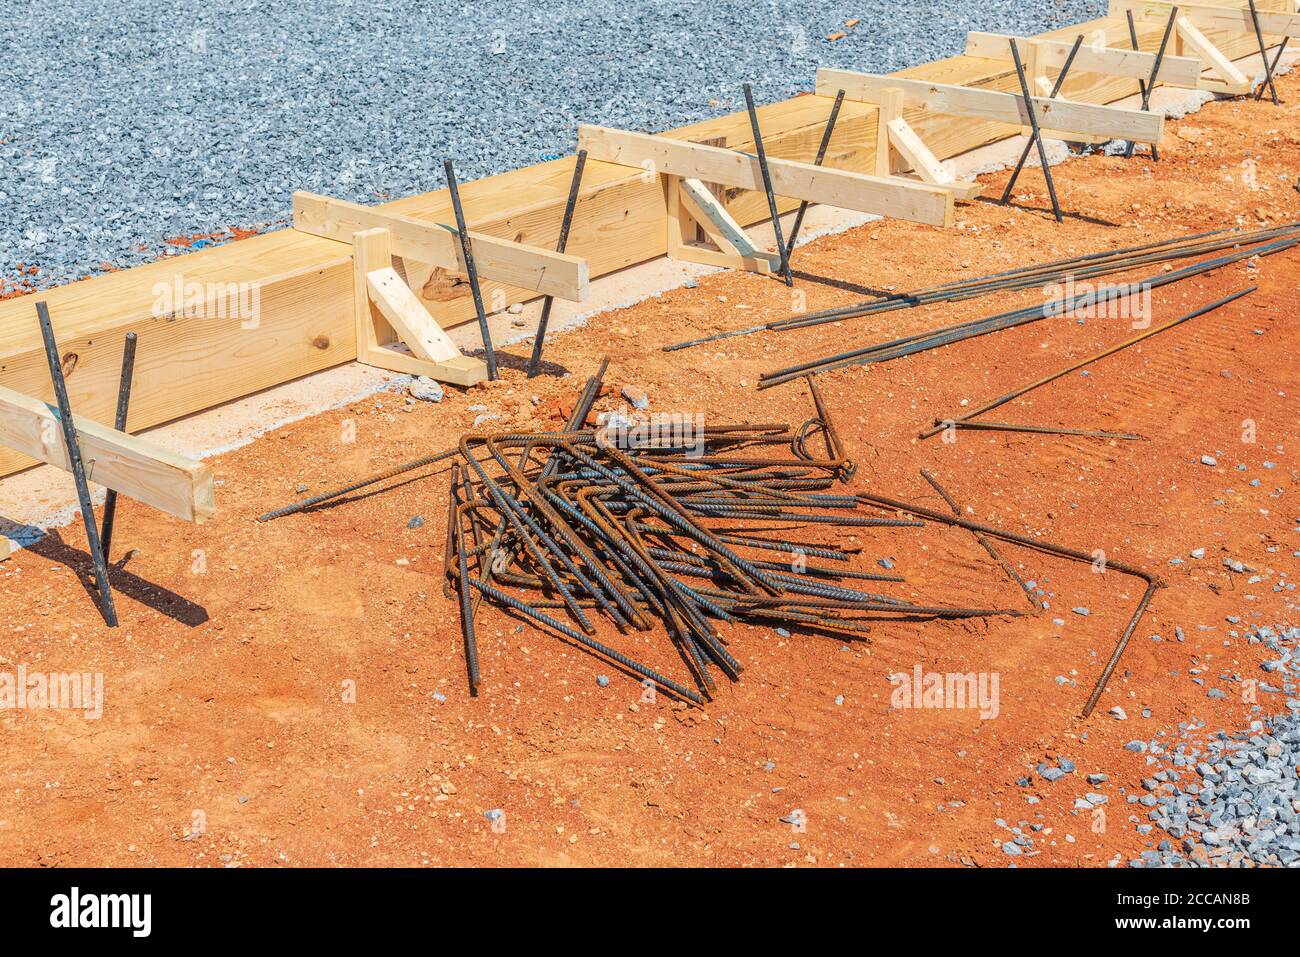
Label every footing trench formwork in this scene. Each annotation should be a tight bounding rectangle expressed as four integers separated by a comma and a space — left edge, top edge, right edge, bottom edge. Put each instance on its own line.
0, 0, 1296, 689
0, 0, 1293, 481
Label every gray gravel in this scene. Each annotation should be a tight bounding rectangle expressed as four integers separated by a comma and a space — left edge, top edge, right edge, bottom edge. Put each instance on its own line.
1129, 624, 1300, 868
1, 0, 1106, 288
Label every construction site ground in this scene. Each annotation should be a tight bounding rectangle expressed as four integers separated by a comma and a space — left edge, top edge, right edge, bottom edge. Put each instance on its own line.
1, 73, 1297, 868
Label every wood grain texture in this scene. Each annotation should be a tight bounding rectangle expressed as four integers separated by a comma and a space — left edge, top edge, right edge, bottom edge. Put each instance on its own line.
0, 384, 215, 522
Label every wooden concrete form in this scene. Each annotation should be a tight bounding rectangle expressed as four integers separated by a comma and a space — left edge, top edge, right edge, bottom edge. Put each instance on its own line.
293, 191, 589, 302
0, 383, 215, 523
818, 69, 1168, 142
964, 31, 1204, 87
577, 124, 956, 225
0, 0, 1286, 481
352, 227, 488, 386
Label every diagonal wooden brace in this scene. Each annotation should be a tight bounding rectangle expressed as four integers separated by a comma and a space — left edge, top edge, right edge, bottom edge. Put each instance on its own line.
1174, 14, 1253, 92
665, 174, 781, 274
352, 228, 488, 387
873, 87, 982, 199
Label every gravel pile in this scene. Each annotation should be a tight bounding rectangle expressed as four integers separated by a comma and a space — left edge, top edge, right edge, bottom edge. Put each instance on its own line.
1128, 624, 1300, 868
2, 0, 1105, 289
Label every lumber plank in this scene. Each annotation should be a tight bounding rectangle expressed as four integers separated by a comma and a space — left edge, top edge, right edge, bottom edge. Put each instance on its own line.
577, 125, 954, 227
965, 31, 1203, 86
885, 118, 983, 200
677, 178, 774, 262
1110, 0, 1300, 37
353, 227, 393, 354
0, 384, 216, 523
358, 349, 486, 387
1175, 15, 1252, 83
366, 268, 462, 364
293, 192, 589, 302
818, 69, 1166, 142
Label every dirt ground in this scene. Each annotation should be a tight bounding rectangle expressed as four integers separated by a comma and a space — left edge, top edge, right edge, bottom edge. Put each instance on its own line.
2, 74, 1298, 868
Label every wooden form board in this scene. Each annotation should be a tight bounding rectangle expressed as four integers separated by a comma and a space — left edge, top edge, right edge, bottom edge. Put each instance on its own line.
964, 31, 1204, 86
0, 1, 1283, 481
292, 191, 588, 302
0, 384, 215, 523
577, 125, 955, 226
817, 69, 1167, 142
1110, 0, 1300, 37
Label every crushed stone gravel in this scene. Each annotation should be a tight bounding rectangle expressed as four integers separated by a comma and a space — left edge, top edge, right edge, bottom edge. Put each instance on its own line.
2, 0, 1105, 289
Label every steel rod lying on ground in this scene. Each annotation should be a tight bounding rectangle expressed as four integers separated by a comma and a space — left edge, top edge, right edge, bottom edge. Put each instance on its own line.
919, 286, 1256, 439
431, 380, 1024, 702
664, 221, 1292, 352
757, 229, 1297, 388
855, 483, 1161, 718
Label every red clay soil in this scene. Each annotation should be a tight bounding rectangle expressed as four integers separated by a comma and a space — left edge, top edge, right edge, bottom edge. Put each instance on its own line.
1, 76, 1297, 868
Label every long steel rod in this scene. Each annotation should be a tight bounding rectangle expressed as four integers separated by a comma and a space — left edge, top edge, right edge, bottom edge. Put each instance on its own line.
757, 235, 1295, 387
1124, 8, 1175, 160
952, 421, 1143, 440
784, 89, 845, 259
99, 331, 138, 559
1008, 38, 1063, 223
444, 159, 498, 380
35, 302, 119, 628
743, 82, 793, 287
1256, 38, 1288, 101
663, 224, 1261, 352
527, 150, 587, 378
854, 488, 1159, 718
1001, 34, 1083, 203
920, 469, 1041, 610
1248, 0, 1280, 105
919, 286, 1255, 439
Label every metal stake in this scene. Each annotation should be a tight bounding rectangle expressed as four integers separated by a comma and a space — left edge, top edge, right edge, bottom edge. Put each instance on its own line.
35, 302, 118, 627
1124, 9, 1176, 160
99, 332, 138, 559
784, 89, 844, 259
1001, 35, 1083, 203
1256, 38, 1288, 102
1248, 0, 1280, 105
1007, 39, 1063, 223
444, 159, 498, 380
743, 83, 793, 286
527, 150, 587, 378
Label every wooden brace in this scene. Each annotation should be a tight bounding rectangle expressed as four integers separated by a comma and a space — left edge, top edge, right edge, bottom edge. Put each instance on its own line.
352, 228, 488, 387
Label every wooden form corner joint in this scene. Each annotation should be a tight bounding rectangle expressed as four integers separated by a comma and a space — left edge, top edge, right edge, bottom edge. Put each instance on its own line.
1174, 16, 1252, 93
874, 87, 982, 201
352, 227, 488, 387
663, 168, 781, 275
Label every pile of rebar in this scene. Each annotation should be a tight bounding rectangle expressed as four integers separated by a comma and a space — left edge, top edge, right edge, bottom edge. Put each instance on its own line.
442, 369, 1022, 703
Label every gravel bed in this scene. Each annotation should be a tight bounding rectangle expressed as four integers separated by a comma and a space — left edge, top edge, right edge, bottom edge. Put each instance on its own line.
1127, 623, 1300, 868
1, 0, 1107, 289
